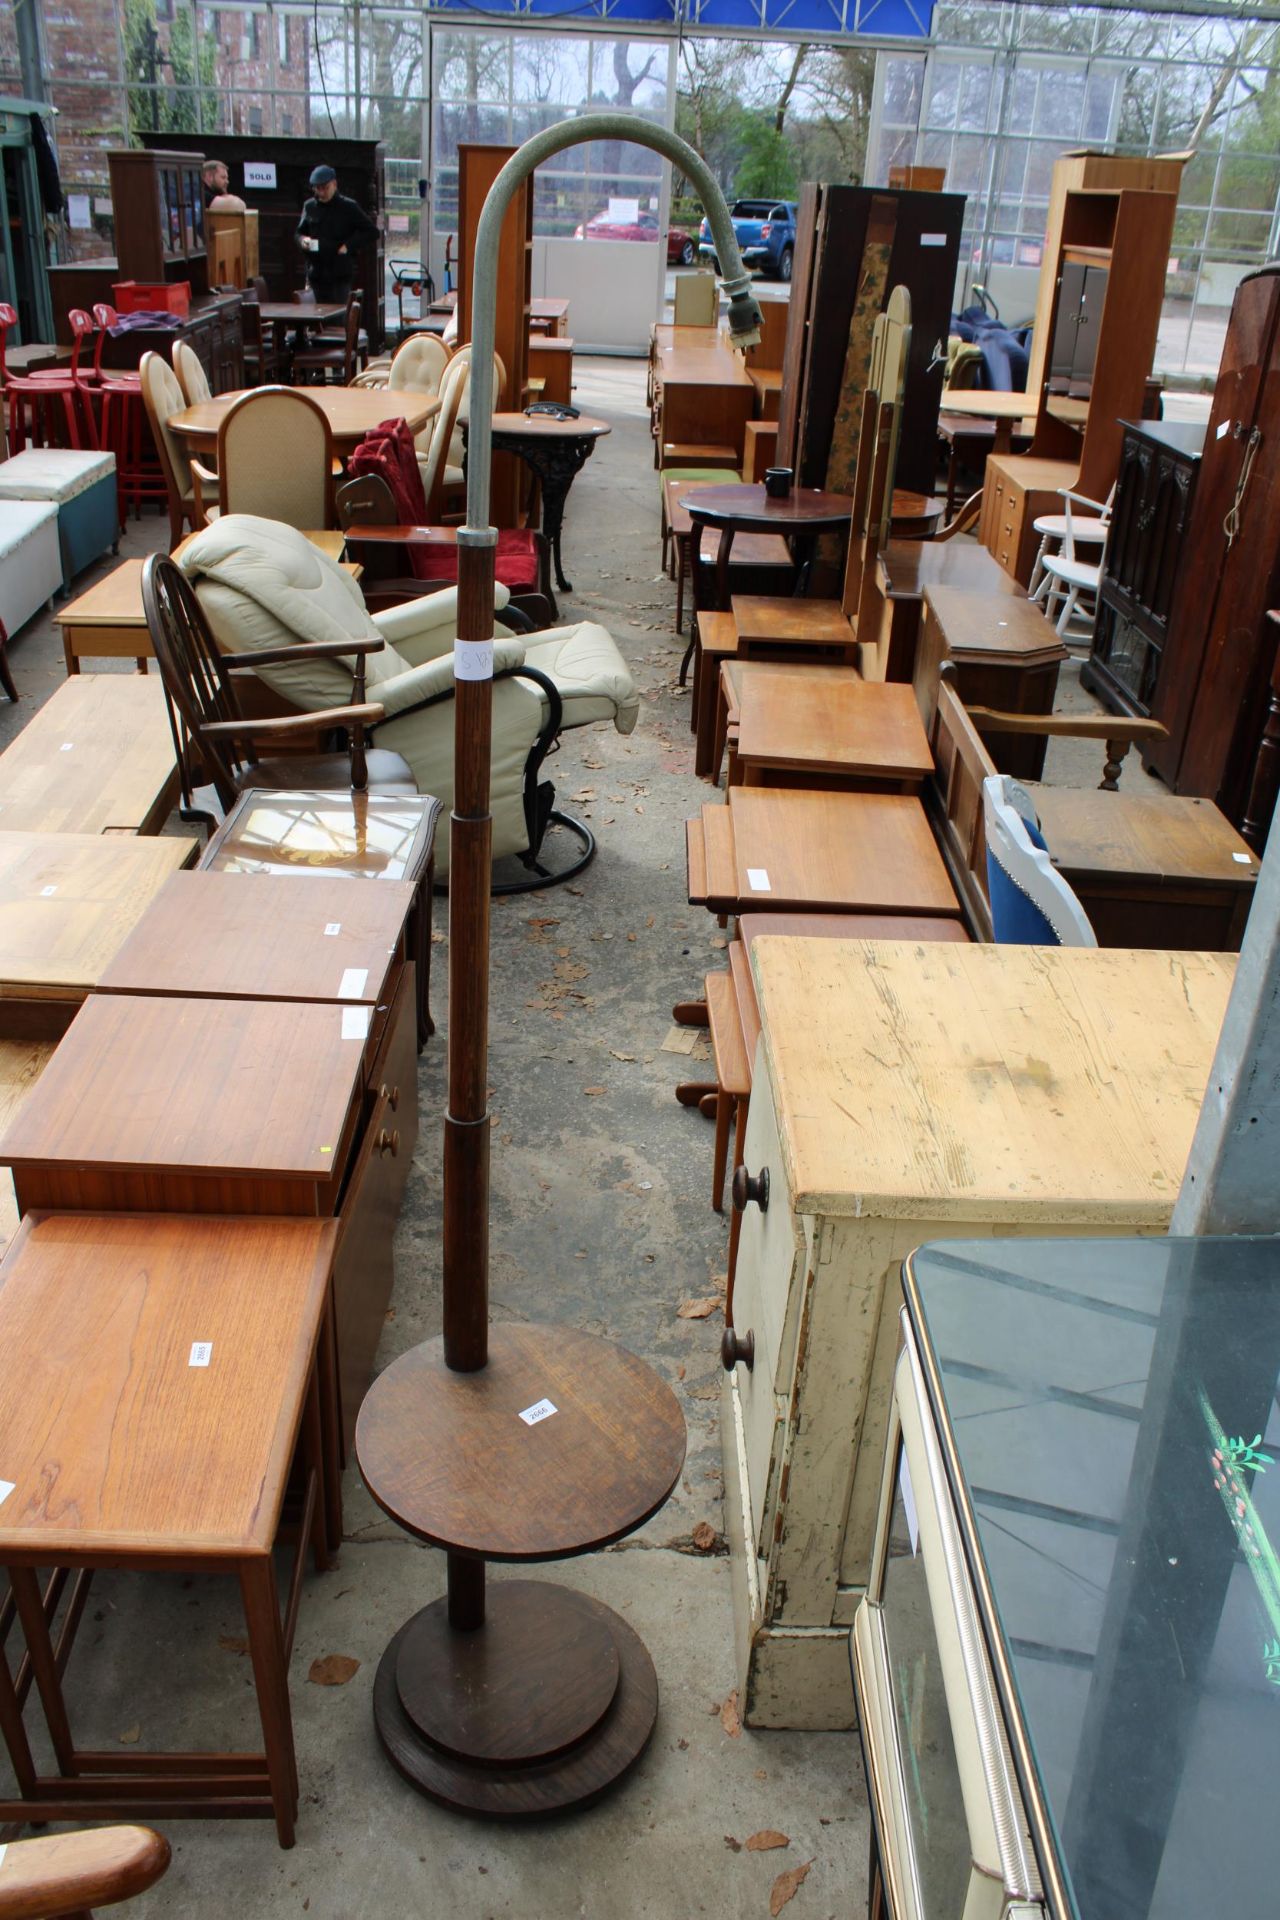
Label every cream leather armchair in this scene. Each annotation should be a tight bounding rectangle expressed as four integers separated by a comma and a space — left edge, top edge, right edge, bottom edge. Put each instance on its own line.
175, 516, 639, 876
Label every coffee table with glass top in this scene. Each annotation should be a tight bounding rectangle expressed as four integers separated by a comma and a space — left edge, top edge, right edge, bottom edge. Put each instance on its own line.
198, 789, 442, 1046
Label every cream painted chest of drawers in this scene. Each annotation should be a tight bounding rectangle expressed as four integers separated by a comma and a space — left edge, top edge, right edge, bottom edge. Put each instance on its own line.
721, 938, 1233, 1729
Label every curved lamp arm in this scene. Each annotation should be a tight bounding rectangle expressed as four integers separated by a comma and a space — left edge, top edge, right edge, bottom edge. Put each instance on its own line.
444, 117, 763, 1375
466, 116, 764, 531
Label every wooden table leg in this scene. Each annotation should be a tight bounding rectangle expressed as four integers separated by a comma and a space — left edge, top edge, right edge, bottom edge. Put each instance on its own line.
240, 1558, 299, 1849
10, 1566, 76, 1776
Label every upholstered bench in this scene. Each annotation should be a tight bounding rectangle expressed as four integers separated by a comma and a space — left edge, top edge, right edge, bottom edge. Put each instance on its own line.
0, 499, 62, 696
0, 448, 119, 589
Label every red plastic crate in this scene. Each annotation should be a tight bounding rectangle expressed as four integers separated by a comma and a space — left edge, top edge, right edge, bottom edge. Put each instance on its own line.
112, 280, 192, 318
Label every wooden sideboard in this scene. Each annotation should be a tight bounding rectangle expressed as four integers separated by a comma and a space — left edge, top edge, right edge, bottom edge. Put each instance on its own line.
721, 937, 1233, 1728
45, 275, 245, 392
1083, 418, 1203, 718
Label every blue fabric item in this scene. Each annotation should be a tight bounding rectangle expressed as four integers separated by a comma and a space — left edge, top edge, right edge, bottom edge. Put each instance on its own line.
949, 309, 1031, 392
109, 312, 182, 333
987, 810, 1061, 946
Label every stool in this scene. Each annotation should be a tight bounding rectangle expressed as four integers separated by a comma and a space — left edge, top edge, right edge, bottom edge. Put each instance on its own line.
658, 464, 737, 576
0, 448, 119, 587
5, 373, 95, 455
97, 380, 164, 521
0, 1211, 339, 1848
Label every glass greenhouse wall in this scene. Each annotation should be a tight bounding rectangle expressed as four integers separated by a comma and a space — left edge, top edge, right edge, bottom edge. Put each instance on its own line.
869, 1, 1280, 376
10, 0, 1280, 373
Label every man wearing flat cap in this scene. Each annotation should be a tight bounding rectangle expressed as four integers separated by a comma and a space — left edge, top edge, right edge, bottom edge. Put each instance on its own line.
295, 164, 378, 303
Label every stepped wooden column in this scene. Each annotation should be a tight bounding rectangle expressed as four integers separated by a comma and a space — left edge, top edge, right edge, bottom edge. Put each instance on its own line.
356, 114, 764, 1817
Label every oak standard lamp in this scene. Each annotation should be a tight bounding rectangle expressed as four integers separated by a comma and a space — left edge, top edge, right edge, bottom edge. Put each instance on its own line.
355, 119, 763, 1816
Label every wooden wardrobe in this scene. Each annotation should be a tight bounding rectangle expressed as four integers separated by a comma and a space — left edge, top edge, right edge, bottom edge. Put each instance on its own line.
1146, 265, 1280, 836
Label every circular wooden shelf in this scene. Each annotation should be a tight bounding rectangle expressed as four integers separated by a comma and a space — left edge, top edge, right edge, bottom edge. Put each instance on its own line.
397, 1582, 620, 1766
373, 1581, 658, 1817
355, 1323, 686, 1561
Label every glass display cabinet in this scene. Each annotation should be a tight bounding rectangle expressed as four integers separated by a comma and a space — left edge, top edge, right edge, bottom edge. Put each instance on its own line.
853, 1234, 1280, 1920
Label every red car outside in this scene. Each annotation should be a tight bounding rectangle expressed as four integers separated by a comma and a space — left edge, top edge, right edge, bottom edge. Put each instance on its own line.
574, 209, 697, 266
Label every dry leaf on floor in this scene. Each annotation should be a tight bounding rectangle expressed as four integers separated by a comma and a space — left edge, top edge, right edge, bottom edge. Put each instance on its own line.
217, 1634, 249, 1656
691, 1521, 719, 1552
769, 1861, 812, 1915
609, 1050, 636, 1061
724, 1835, 743, 1852
746, 1831, 789, 1852
308, 1654, 360, 1686
583, 1086, 608, 1096
720, 1690, 742, 1738
118, 1724, 141, 1745
678, 1296, 721, 1320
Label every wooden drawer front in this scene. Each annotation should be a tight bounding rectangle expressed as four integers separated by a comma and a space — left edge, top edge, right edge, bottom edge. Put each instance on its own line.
732, 1063, 806, 1557
333, 965, 418, 1449
364, 961, 418, 1200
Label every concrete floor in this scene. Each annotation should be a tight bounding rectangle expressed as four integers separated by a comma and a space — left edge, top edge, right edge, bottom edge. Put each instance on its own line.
0, 360, 878, 1916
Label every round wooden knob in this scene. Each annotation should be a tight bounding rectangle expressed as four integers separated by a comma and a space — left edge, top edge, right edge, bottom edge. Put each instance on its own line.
721, 1328, 755, 1373
731, 1165, 769, 1213
380, 1083, 400, 1112
378, 1128, 399, 1157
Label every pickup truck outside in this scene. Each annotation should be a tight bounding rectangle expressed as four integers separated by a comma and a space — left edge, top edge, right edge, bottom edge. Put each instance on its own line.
698, 199, 798, 281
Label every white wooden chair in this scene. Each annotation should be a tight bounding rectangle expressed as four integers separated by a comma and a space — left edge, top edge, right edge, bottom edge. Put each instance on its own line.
1030, 486, 1112, 639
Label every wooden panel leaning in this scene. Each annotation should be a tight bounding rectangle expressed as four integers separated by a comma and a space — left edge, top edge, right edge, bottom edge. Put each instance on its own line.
0, 1212, 338, 1845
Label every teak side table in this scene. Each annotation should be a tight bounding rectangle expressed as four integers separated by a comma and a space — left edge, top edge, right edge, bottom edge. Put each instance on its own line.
0, 1210, 338, 1846
356, 1324, 686, 1815
0, 987, 418, 1467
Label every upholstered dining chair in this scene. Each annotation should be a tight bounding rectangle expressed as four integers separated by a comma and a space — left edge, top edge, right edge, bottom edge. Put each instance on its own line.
139, 348, 209, 548
388, 331, 451, 401
191, 385, 335, 531
428, 344, 508, 508
172, 339, 212, 406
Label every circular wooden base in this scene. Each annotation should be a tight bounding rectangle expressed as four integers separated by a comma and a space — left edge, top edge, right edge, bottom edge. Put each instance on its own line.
374, 1581, 658, 1817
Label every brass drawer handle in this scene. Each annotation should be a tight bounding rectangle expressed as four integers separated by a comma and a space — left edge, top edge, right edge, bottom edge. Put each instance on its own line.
732, 1165, 769, 1212
380, 1082, 400, 1112
721, 1328, 755, 1372
377, 1128, 399, 1157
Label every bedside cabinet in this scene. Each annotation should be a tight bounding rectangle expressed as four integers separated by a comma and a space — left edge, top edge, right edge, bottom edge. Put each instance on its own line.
721, 938, 1233, 1729
980, 452, 1078, 584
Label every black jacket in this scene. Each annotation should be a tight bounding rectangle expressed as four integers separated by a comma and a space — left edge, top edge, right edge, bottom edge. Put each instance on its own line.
295, 192, 378, 292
